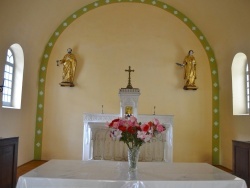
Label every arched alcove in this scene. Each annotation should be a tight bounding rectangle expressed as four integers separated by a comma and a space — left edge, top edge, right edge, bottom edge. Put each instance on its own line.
232, 53, 249, 115
2, 43, 24, 109
34, 0, 219, 164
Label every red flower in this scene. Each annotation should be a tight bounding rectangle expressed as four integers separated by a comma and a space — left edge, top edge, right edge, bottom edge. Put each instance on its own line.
118, 125, 127, 132
141, 123, 150, 132
148, 121, 153, 127
127, 126, 136, 134
109, 118, 119, 128
136, 126, 142, 131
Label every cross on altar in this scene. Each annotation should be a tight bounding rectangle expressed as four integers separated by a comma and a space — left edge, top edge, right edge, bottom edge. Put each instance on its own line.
125, 66, 134, 89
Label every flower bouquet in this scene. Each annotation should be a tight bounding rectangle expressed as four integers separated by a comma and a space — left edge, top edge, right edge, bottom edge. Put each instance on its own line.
107, 116, 166, 171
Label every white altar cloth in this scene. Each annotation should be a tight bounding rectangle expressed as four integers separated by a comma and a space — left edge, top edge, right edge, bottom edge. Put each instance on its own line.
16, 160, 247, 188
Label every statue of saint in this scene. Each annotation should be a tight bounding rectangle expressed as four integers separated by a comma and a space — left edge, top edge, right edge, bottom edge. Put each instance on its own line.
57, 48, 77, 87
176, 50, 198, 90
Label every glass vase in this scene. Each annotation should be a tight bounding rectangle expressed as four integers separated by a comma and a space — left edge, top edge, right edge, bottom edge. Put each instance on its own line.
128, 146, 140, 172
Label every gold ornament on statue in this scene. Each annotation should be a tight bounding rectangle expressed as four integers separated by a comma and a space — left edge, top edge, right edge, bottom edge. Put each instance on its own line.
176, 50, 198, 90
56, 48, 77, 87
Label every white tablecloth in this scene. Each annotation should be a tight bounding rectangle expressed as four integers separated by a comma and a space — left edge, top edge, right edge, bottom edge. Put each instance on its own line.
16, 160, 247, 188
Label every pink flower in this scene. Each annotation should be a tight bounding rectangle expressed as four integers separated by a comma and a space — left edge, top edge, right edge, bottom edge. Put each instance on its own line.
156, 124, 165, 132
119, 119, 127, 126
127, 116, 138, 127
130, 116, 137, 123
127, 120, 134, 127
153, 118, 160, 125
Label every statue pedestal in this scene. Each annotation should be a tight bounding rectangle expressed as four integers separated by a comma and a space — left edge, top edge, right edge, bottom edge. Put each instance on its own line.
59, 82, 74, 87
183, 85, 198, 90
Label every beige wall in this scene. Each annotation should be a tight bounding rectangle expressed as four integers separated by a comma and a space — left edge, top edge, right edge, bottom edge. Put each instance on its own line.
0, 0, 250, 169
44, 3, 211, 163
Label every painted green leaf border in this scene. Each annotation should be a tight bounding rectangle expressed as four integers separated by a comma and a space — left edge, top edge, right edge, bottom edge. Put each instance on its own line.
34, 0, 220, 165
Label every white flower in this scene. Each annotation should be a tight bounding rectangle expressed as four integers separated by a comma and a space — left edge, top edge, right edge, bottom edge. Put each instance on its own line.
144, 134, 152, 142
137, 131, 146, 140
111, 129, 122, 140
137, 131, 152, 142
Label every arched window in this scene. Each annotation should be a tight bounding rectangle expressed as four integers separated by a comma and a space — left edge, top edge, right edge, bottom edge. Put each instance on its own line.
247, 64, 250, 111
2, 49, 14, 106
2, 44, 24, 109
231, 53, 249, 115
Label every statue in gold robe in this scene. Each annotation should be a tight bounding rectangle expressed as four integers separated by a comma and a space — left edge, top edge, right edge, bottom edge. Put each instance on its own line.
57, 48, 77, 87
182, 50, 197, 90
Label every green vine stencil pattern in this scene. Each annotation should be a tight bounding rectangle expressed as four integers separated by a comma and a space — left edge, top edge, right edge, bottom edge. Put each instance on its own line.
34, 0, 220, 165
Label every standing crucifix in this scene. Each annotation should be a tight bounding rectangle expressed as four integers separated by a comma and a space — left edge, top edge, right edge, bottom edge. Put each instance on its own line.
125, 66, 134, 89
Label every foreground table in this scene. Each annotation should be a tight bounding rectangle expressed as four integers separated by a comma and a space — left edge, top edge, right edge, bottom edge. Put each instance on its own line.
16, 160, 247, 188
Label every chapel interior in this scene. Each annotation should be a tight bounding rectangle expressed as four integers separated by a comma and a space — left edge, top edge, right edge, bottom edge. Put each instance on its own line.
1, 0, 250, 182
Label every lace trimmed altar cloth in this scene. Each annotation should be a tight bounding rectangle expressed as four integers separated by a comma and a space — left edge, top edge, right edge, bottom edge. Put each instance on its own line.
83, 113, 173, 162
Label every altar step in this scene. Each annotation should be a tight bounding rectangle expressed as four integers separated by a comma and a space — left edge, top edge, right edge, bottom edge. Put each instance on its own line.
17, 160, 48, 180
213, 165, 232, 173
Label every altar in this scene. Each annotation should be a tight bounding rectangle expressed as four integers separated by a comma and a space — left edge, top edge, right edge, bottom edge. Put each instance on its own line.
16, 160, 247, 188
83, 113, 173, 162
83, 66, 174, 162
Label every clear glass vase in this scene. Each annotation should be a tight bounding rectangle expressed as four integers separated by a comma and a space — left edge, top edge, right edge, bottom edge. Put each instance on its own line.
128, 146, 140, 172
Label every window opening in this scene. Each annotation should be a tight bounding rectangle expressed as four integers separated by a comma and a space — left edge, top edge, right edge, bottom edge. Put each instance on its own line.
246, 64, 250, 112
2, 49, 14, 106
232, 53, 249, 115
2, 44, 24, 109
